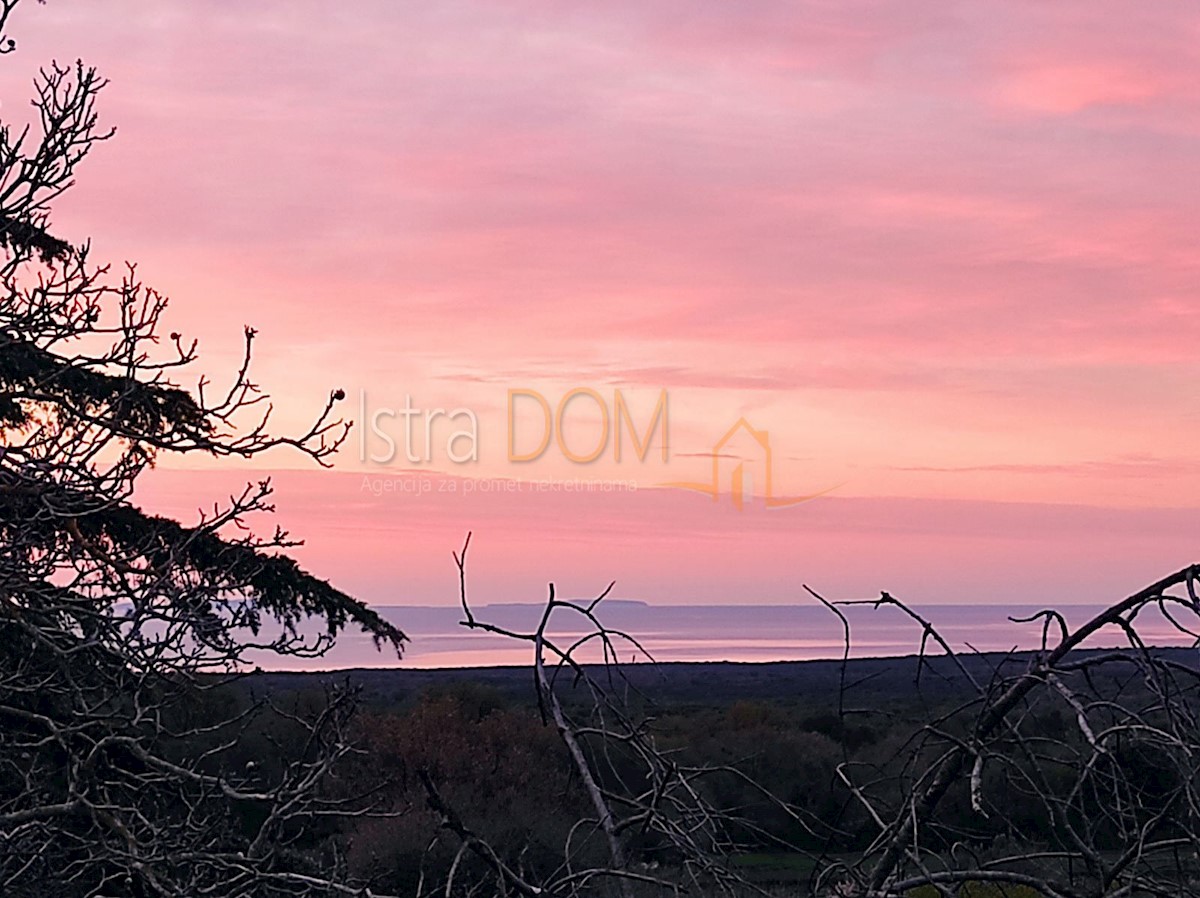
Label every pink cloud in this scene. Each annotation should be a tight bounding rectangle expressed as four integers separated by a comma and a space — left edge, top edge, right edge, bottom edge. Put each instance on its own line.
994, 63, 1168, 115
2, 0, 1198, 650
135, 469, 1200, 613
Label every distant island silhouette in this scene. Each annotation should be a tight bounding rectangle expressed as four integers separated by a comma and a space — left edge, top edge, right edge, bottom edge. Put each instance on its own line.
482, 599, 650, 610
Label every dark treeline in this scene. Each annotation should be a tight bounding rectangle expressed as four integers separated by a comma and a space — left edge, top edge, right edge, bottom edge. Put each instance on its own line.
197, 648, 1186, 894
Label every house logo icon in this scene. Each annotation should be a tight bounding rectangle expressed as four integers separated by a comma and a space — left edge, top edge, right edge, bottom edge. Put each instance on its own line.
663, 417, 835, 511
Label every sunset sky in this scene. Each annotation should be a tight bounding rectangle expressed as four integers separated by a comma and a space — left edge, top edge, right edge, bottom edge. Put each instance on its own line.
7, 2, 1200, 624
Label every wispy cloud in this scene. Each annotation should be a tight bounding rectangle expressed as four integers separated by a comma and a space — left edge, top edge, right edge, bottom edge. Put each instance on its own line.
7, 0, 1198, 615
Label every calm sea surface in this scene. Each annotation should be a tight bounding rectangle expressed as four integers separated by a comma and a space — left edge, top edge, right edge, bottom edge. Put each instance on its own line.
252, 601, 1200, 670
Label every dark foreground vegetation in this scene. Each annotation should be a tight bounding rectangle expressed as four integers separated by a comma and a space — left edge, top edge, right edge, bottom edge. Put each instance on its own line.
226, 644, 1200, 897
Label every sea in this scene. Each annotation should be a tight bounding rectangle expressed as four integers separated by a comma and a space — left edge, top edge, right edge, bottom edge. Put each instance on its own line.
250, 600, 1200, 670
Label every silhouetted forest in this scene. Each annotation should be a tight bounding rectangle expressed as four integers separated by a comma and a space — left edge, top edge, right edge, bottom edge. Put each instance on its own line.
200, 648, 1192, 895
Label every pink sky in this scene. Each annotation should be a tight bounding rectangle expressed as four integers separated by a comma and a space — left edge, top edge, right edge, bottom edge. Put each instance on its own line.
6, 3, 1200, 630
